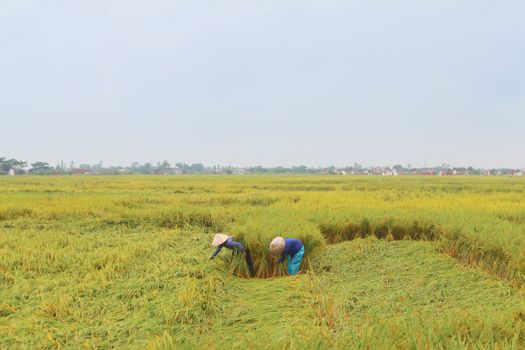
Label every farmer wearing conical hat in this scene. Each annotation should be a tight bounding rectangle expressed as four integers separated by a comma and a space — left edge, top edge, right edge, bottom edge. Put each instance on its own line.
269, 237, 304, 275
210, 233, 245, 259
210, 233, 255, 277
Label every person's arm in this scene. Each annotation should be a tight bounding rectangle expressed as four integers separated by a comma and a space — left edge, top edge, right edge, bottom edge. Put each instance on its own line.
229, 240, 245, 252
210, 246, 222, 260
277, 241, 288, 263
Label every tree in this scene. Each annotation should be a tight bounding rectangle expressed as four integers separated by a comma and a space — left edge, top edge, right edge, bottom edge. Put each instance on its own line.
129, 162, 141, 173
393, 164, 404, 172
142, 163, 153, 173
468, 166, 480, 175
0, 157, 27, 175
292, 165, 307, 173
190, 163, 204, 173
29, 162, 54, 175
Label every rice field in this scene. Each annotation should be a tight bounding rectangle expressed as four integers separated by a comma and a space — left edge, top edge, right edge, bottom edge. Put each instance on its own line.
0, 175, 524, 349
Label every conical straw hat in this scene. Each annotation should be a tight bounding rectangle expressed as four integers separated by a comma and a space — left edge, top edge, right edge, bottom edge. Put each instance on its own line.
269, 236, 285, 256
212, 233, 229, 247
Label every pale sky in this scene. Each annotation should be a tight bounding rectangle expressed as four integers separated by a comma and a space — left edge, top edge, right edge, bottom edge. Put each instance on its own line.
1, 1, 524, 168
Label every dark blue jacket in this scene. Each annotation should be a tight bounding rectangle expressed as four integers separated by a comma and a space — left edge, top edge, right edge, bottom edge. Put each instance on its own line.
278, 238, 303, 263
210, 237, 245, 259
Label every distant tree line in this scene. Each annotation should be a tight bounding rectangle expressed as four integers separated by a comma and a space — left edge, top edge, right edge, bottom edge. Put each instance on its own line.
0, 156, 523, 176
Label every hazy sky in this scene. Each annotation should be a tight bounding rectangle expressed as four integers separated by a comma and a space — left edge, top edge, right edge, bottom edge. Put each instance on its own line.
1, 1, 524, 168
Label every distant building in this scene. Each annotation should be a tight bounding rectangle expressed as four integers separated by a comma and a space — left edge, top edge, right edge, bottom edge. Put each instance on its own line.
7, 168, 15, 176
233, 167, 246, 175
372, 167, 383, 175
72, 168, 93, 175
413, 170, 435, 176
157, 167, 184, 175
171, 167, 183, 175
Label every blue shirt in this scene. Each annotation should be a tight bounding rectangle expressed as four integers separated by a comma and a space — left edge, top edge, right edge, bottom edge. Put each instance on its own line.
210, 237, 245, 259
278, 238, 303, 263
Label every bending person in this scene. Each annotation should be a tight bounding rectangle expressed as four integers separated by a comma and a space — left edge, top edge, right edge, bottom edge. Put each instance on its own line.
209, 233, 244, 259
269, 236, 304, 275
209, 233, 255, 277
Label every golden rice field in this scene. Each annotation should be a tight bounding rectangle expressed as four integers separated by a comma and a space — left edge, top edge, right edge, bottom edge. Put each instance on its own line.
0, 175, 524, 349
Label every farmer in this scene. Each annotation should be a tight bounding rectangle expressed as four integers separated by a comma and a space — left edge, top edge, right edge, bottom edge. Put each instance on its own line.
210, 233, 244, 259
210, 233, 255, 276
269, 236, 304, 275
